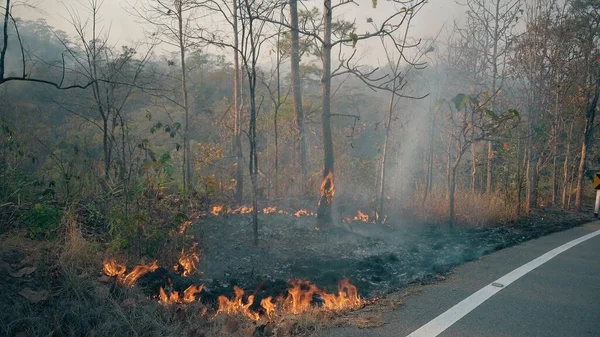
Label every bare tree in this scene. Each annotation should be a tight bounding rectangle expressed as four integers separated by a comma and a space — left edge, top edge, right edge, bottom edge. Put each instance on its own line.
289, 0, 307, 194
460, 0, 521, 194
131, 0, 203, 195
57, 0, 153, 187
1, 0, 94, 88
232, 0, 244, 203
198, 0, 278, 244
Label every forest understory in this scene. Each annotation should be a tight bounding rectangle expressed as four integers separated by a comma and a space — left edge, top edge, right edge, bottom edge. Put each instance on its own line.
1, 201, 594, 337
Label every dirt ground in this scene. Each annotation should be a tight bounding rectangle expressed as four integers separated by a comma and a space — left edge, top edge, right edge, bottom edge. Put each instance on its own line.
187, 208, 594, 305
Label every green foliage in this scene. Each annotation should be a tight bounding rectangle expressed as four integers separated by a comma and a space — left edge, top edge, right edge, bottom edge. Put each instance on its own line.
22, 203, 63, 240
108, 208, 142, 251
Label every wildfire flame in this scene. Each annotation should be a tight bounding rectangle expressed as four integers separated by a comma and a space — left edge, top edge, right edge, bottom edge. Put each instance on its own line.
103, 259, 126, 277
260, 296, 276, 318
319, 171, 335, 206
217, 286, 260, 321
120, 260, 159, 286
159, 284, 204, 304
210, 205, 224, 216
345, 210, 385, 224
231, 206, 254, 214
216, 279, 363, 320
319, 278, 362, 310
262, 206, 277, 214
176, 243, 200, 277
178, 220, 193, 234
286, 280, 320, 314
294, 209, 315, 217
103, 259, 158, 286
159, 287, 180, 304
354, 210, 369, 222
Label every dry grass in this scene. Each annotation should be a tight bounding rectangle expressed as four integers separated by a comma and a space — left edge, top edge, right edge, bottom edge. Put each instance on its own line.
403, 189, 517, 227
58, 206, 100, 269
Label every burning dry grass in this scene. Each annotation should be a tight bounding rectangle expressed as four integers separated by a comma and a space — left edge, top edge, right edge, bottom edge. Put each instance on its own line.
216, 278, 363, 322
175, 242, 200, 276
0, 235, 179, 336
103, 259, 159, 286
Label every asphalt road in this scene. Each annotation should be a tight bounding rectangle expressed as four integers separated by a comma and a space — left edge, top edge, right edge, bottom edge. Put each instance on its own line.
323, 220, 600, 337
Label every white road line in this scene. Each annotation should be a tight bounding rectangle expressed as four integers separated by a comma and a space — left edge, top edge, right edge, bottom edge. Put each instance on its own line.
406, 228, 600, 337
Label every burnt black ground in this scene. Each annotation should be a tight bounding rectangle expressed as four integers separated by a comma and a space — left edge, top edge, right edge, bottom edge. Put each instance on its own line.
154, 208, 593, 309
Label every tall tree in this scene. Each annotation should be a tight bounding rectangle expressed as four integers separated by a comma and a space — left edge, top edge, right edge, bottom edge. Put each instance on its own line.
461, 0, 521, 193
289, 0, 307, 194
133, 0, 201, 195
233, 0, 244, 203
572, 0, 600, 211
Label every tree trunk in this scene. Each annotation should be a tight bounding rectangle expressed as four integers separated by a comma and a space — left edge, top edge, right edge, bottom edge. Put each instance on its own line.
316, 0, 334, 229
289, 0, 307, 195
471, 142, 476, 193
486, 141, 493, 193
378, 90, 395, 223
448, 165, 457, 228
233, 0, 243, 203
178, 4, 191, 195
248, 77, 259, 246
574, 86, 598, 211
103, 117, 110, 182
562, 121, 573, 209
446, 146, 451, 200
273, 28, 282, 199
0, 0, 9, 81
422, 110, 435, 206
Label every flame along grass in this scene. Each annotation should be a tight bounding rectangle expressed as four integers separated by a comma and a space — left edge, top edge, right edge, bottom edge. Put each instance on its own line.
159, 284, 204, 304
176, 242, 200, 277
103, 259, 159, 286
104, 259, 364, 321
216, 278, 363, 321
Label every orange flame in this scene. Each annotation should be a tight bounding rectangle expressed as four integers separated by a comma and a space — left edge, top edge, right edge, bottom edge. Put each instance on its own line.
103, 259, 158, 286
319, 171, 335, 205
354, 210, 369, 222
294, 209, 315, 217
213, 279, 363, 320
260, 296, 276, 318
231, 206, 253, 214
286, 280, 320, 314
103, 259, 126, 277
120, 260, 159, 286
176, 243, 200, 277
210, 205, 224, 216
178, 220, 192, 234
262, 206, 277, 214
159, 287, 180, 304
159, 284, 204, 304
183, 284, 204, 303
217, 286, 260, 321
319, 278, 362, 310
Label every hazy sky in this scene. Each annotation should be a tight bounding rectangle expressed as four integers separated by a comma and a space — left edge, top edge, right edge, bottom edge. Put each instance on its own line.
15, 0, 466, 66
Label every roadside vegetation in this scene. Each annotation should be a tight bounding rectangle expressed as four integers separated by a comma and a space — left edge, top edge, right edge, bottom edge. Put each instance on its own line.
0, 0, 598, 336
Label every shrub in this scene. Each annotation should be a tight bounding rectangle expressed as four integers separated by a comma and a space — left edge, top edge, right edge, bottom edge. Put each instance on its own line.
22, 203, 63, 240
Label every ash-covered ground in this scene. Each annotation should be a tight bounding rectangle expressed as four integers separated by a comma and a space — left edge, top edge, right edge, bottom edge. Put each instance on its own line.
190, 208, 593, 302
